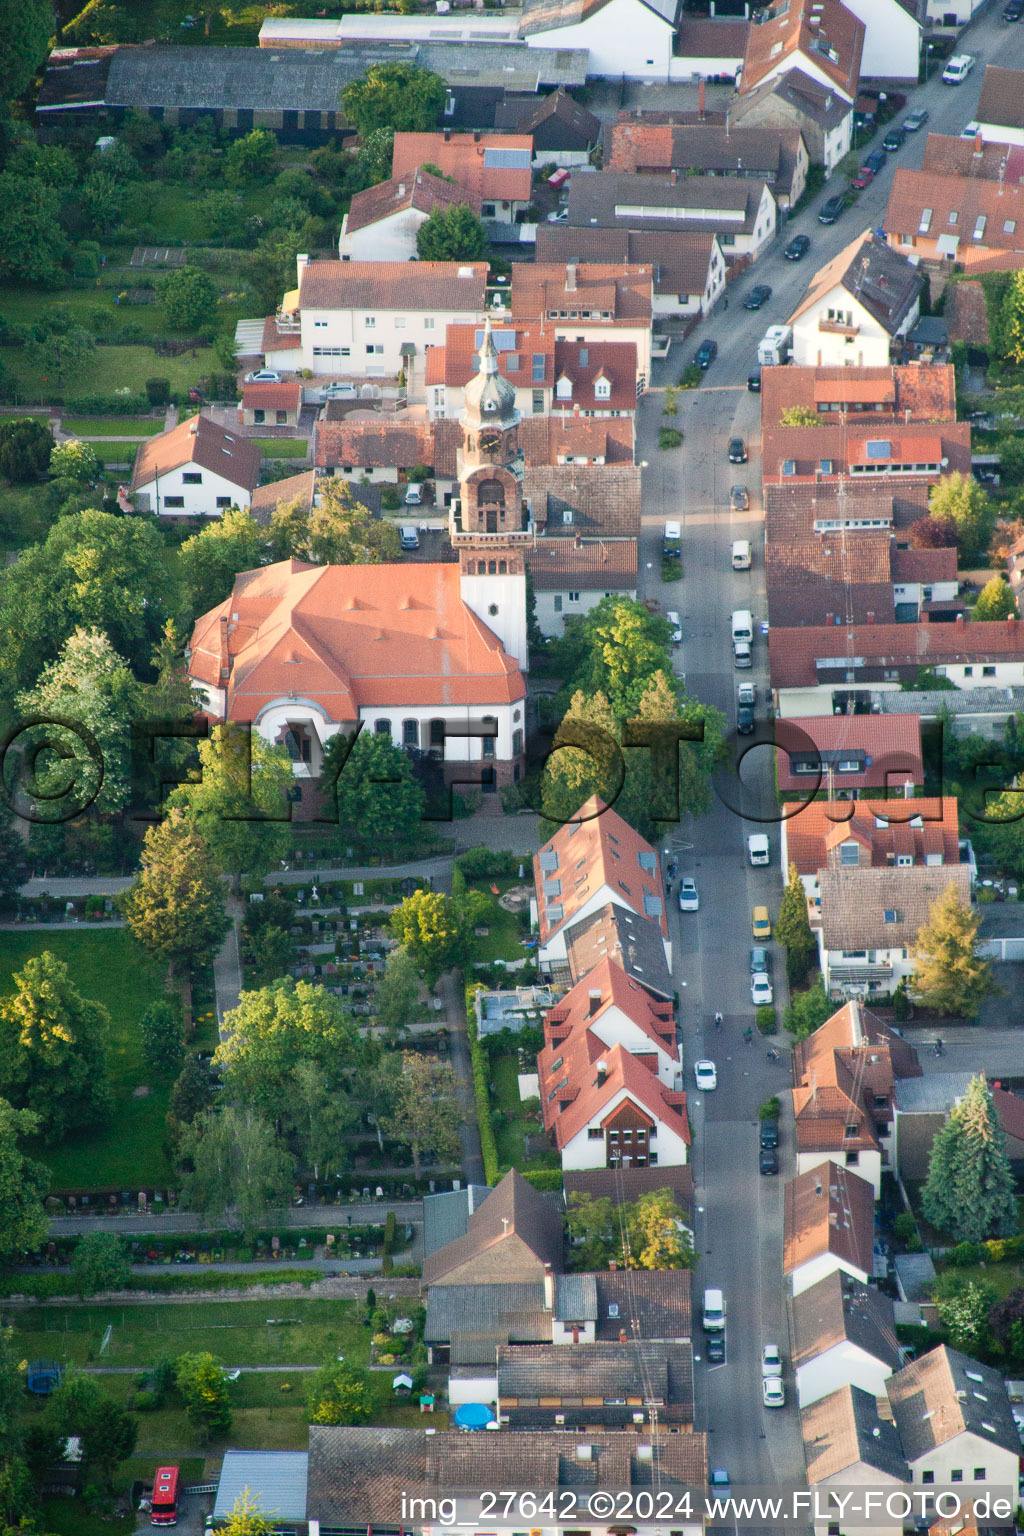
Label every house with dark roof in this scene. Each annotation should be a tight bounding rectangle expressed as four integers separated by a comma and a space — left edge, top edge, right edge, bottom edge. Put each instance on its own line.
605, 119, 809, 208
892, 1076, 1024, 1181
802, 1385, 910, 1536
422, 1184, 492, 1260
564, 1163, 693, 1210
816, 862, 972, 999
791, 1271, 902, 1407
422, 1169, 564, 1288
783, 1163, 876, 1295
564, 170, 778, 260
973, 65, 1024, 148
671, 17, 748, 81
739, 0, 864, 103
762, 420, 971, 487
887, 1345, 1020, 1494
338, 168, 483, 262
731, 66, 852, 176
312, 414, 436, 483
495, 88, 601, 165
535, 224, 727, 317
529, 538, 639, 636
248, 469, 317, 528
789, 230, 925, 366
517, 0, 683, 82
496, 1341, 693, 1428
564, 901, 675, 1000
131, 415, 260, 519
883, 162, 1024, 273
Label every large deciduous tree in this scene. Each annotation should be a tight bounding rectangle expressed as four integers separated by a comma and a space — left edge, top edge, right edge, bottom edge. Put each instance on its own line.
70, 1231, 131, 1297
382, 1051, 460, 1176
928, 472, 994, 559
625, 1188, 695, 1270
912, 883, 997, 1019
173, 1351, 232, 1439
268, 479, 401, 565
922, 1073, 1017, 1242
973, 576, 1017, 621
162, 265, 219, 331
0, 173, 66, 286
372, 946, 421, 1041
0, 0, 53, 100
0, 952, 110, 1141
320, 730, 425, 847
1001, 268, 1024, 365
120, 810, 228, 968
178, 507, 263, 619
167, 726, 293, 878
389, 890, 463, 985
0, 1099, 48, 1260
215, 978, 359, 1115
179, 1107, 293, 1233
42, 1371, 137, 1486
342, 63, 447, 138
306, 1360, 371, 1425
416, 204, 489, 262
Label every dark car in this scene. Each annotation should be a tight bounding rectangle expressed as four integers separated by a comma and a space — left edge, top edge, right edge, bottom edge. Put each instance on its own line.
737, 705, 755, 735
784, 233, 810, 260
865, 148, 886, 173
728, 436, 747, 464
747, 368, 762, 393
743, 284, 772, 310
695, 338, 718, 369
760, 1117, 779, 1149
750, 945, 771, 974
1006, 0, 1024, 16
706, 1333, 726, 1363
818, 195, 846, 225
759, 1145, 780, 1176
882, 125, 905, 151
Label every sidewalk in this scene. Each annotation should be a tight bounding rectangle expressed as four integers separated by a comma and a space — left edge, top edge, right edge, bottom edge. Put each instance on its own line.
439, 970, 485, 1185
46, 1200, 424, 1235
214, 892, 244, 1036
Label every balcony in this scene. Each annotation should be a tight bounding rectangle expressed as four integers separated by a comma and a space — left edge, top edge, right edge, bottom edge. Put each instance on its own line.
818, 318, 860, 337
274, 308, 301, 334
449, 501, 534, 541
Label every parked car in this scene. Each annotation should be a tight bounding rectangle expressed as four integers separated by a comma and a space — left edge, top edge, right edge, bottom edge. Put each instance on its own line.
404, 483, 423, 505
695, 338, 718, 369
750, 945, 770, 974
546, 208, 568, 221
737, 682, 756, 706
903, 107, 929, 130
760, 1116, 779, 1149
751, 972, 773, 1007
818, 195, 846, 224
245, 369, 281, 383
678, 877, 699, 912
694, 1060, 718, 1091
784, 234, 810, 260
882, 125, 905, 151
1005, 0, 1024, 17
763, 1375, 786, 1408
743, 284, 772, 310
747, 368, 762, 392
400, 525, 420, 550
752, 906, 771, 940
737, 705, 755, 735
761, 1344, 783, 1378
728, 436, 747, 464
865, 148, 887, 173
942, 53, 975, 82
666, 609, 683, 643
709, 1469, 731, 1495
706, 1333, 726, 1363
730, 484, 749, 512
759, 1145, 780, 1176
851, 165, 874, 188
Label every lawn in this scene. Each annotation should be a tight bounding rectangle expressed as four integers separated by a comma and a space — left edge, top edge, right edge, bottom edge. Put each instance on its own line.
251, 440, 310, 459
62, 418, 164, 437
90, 443, 140, 467
4, 345, 220, 404
491, 1051, 548, 1172
38, 1502, 133, 1536
465, 886, 529, 966
0, 930, 172, 1190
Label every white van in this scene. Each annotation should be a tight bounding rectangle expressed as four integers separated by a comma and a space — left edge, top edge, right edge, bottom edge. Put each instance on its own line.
703, 1288, 725, 1331
731, 540, 752, 571
747, 833, 770, 866
731, 609, 753, 642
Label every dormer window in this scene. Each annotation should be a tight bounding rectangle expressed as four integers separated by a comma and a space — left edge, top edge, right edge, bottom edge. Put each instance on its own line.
594, 374, 611, 400
556, 375, 572, 401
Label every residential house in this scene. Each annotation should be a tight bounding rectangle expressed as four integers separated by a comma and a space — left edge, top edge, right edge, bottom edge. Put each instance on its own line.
816, 861, 972, 998
516, 415, 637, 467
783, 1164, 875, 1295
338, 169, 483, 261
802, 1385, 910, 1536
304, 1427, 707, 1536
760, 362, 958, 427
422, 1183, 492, 1262
510, 262, 654, 383
887, 1346, 1021, 1497
892, 547, 961, 621
496, 1341, 693, 1428
530, 540, 639, 635
788, 231, 925, 367
839, 0, 921, 81
891, 1076, 1024, 1181
494, 88, 601, 166
564, 1163, 693, 1209
187, 560, 528, 804
535, 225, 727, 317
268, 256, 488, 380
212, 1451, 308, 1532
762, 420, 971, 486
541, 1041, 691, 1170
787, 995, 923, 1194
763, 481, 927, 555
533, 796, 670, 980
391, 132, 533, 224
564, 171, 778, 262
883, 165, 1024, 272
731, 67, 853, 176
563, 901, 675, 1000
551, 339, 639, 417
313, 415, 435, 484
768, 615, 1024, 716
130, 415, 260, 519
249, 469, 317, 527
522, 463, 643, 627
775, 716, 925, 800
422, 1168, 564, 1288
670, 17, 748, 81
972, 66, 1024, 148
605, 119, 808, 209
426, 322, 556, 421
920, 130, 1024, 181
877, 685, 1024, 739
791, 1271, 902, 1407
237, 380, 302, 430
261, 313, 303, 375
539, 957, 680, 1089
739, 0, 864, 103
517, 0, 683, 82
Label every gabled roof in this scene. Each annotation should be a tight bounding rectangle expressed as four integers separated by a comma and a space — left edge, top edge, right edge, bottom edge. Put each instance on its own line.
539, 957, 676, 1079
884, 167, 1024, 258
422, 1183, 491, 1258
790, 1270, 901, 1370
131, 414, 261, 495
564, 1163, 693, 1209
736, 64, 853, 128
594, 1270, 692, 1340
606, 120, 784, 178
543, 1040, 690, 1151
497, 1341, 692, 1413
391, 133, 533, 203
535, 225, 720, 300
433, 321, 555, 388
921, 132, 1024, 184
760, 363, 957, 427
741, 0, 864, 99
345, 167, 482, 235
775, 718, 924, 796
553, 338, 638, 413
565, 170, 770, 238
314, 416, 435, 471
508, 87, 600, 145
768, 615, 1024, 689
783, 792, 957, 870
802, 1384, 910, 1483
782, 1164, 875, 1277
511, 263, 653, 326
523, 465, 642, 539
818, 863, 972, 950
297, 259, 488, 313
564, 901, 674, 999
976, 65, 1024, 132
421, 1169, 564, 1287
518, 0, 680, 39
240, 380, 302, 412
249, 470, 317, 525
533, 794, 665, 946
888, 1345, 1020, 1462
528, 539, 638, 593
761, 419, 970, 482
789, 229, 924, 335
424, 1281, 550, 1345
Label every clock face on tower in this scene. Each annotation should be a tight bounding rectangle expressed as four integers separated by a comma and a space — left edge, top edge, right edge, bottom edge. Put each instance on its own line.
478, 429, 502, 454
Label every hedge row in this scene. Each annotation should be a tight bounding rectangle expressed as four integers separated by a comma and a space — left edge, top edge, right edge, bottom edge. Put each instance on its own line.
943, 1235, 1024, 1267
0, 1268, 324, 1301
465, 990, 500, 1185
454, 847, 522, 880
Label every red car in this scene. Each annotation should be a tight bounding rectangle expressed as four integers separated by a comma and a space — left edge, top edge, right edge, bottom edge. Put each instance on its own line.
851, 165, 875, 189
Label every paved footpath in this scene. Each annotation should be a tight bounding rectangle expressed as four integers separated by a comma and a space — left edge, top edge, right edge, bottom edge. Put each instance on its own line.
47, 1200, 422, 1235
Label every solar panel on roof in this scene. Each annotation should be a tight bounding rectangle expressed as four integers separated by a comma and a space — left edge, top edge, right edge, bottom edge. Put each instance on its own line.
865, 440, 891, 459
484, 147, 532, 168
474, 328, 516, 350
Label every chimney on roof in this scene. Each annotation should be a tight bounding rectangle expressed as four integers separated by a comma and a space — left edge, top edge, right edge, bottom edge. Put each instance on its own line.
296, 253, 309, 276
619, 1328, 628, 1343
670, 167, 677, 185
596, 1059, 608, 1085
588, 988, 602, 1015
444, 128, 451, 142
218, 615, 230, 682
566, 262, 578, 293
543, 1263, 554, 1312
956, 612, 965, 627
474, 130, 481, 143
698, 78, 705, 117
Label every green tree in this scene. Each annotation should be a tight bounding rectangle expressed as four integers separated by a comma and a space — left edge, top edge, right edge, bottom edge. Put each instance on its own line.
16, 627, 142, 817
49, 439, 99, 483
320, 730, 425, 847
283, 1058, 355, 1180
70, 1231, 130, 1297
307, 1359, 371, 1425
973, 576, 1017, 621
178, 507, 263, 619
0, 417, 52, 483
559, 596, 675, 717
382, 1051, 461, 1176
173, 1351, 232, 1440
268, 479, 401, 565
626, 1188, 695, 1270
79, 170, 130, 235
913, 883, 998, 1018
0, 952, 110, 1141
120, 811, 228, 969
221, 1489, 273, 1536
565, 1191, 617, 1269
934, 1274, 998, 1352
25, 321, 96, 388
246, 229, 304, 314
0, 0, 54, 99
778, 405, 821, 426
783, 978, 833, 1040
928, 472, 995, 558
215, 978, 358, 1114
139, 1001, 186, 1080
922, 1073, 1017, 1241
224, 129, 277, 187
162, 265, 219, 331
169, 1054, 214, 1127
775, 861, 816, 984
342, 62, 447, 138
389, 889, 463, 985
199, 189, 243, 241
0, 508, 170, 696
0, 173, 66, 286
355, 127, 395, 189
416, 203, 489, 262
0, 1100, 48, 1261
42, 1371, 137, 1486
179, 1107, 293, 1233
373, 947, 421, 1040
1000, 268, 1024, 365
167, 726, 293, 879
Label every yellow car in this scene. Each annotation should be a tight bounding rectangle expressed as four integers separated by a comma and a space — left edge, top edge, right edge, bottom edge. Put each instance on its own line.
752, 905, 771, 940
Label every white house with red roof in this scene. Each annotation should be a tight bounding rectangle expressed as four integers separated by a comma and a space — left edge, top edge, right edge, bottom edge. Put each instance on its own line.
538, 958, 680, 1089
543, 1041, 690, 1171
338, 168, 483, 262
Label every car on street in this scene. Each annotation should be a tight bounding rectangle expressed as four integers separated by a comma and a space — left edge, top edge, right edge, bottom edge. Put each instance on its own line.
763, 1375, 786, 1408
245, 369, 281, 383
942, 52, 975, 82
851, 165, 874, 188
695, 338, 718, 369
743, 284, 772, 310
747, 833, 769, 866
737, 682, 756, 706
706, 1332, 726, 1363
750, 945, 770, 973
759, 1145, 780, 1175
678, 877, 699, 912
694, 1060, 718, 1091
761, 1344, 783, 1377
728, 436, 747, 464
864, 149, 887, 174
752, 905, 771, 940
737, 704, 755, 735
730, 484, 749, 512
709, 1469, 731, 1496
784, 234, 810, 260
818, 194, 846, 224
751, 972, 773, 1007
666, 610, 683, 643
760, 1116, 779, 1148
1005, 0, 1024, 17
882, 125, 905, 151
903, 107, 929, 130
747, 368, 762, 392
